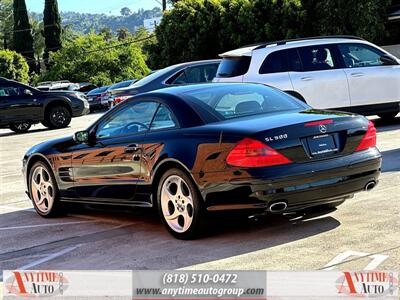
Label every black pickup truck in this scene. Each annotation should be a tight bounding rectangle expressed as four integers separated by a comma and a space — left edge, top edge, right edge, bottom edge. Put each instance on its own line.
0, 77, 90, 133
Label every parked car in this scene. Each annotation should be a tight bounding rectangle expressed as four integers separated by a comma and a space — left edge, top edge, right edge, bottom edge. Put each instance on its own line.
214, 36, 400, 119
23, 83, 381, 239
86, 86, 110, 111
0, 77, 89, 133
108, 60, 220, 106
103, 79, 137, 105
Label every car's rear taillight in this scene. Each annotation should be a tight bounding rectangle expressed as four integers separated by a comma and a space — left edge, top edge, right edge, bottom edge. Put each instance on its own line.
115, 96, 130, 104
226, 138, 292, 168
355, 121, 377, 152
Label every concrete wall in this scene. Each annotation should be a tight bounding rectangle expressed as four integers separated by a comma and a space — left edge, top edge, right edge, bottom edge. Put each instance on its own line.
382, 44, 400, 58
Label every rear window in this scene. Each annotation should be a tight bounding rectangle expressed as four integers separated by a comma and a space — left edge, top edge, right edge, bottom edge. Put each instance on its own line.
110, 80, 134, 90
216, 57, 251, 78
87, 86, 109, 95
182, 84, 305, 120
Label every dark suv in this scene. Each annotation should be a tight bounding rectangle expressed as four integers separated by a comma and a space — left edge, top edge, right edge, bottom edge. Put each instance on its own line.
0, 78, 90, 133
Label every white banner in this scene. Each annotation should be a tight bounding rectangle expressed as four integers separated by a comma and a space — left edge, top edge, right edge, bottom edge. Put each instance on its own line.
2, 270, 398, 299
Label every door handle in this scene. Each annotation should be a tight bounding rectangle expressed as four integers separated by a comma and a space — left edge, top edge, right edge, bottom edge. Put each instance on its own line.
301, 77, 313, 81
350, 72, 364, 77
125, 144, 140, 153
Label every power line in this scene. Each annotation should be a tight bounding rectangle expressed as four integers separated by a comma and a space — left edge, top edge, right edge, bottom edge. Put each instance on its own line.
17, 34, 154, 63
84, 35, 153, 54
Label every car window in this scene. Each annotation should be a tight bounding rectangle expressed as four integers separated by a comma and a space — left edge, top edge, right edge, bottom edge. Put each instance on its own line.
109, 80, 134, 90
0, 86, 23, 97
259, 50, 288, 74
287, 49, 303, 72
96, 101, 159, 139
150, 104, 178, 130
297, 45, 339, 71
216, 56, 251, 78
216, 93, 265, 117
338, 43, 385, 68
171, 64, 219, 84
183, 84, 304, 119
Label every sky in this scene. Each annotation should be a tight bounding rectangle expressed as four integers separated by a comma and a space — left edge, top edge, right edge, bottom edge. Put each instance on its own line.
25, 0, 161, 15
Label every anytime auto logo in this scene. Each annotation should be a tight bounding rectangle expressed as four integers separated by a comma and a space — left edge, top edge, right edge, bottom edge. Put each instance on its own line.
5, 271, 69, 297
336, 271, 398, 297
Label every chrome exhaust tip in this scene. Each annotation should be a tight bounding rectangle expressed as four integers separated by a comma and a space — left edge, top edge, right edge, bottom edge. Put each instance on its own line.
364, 180, 376, 191
269, 201, 288, 213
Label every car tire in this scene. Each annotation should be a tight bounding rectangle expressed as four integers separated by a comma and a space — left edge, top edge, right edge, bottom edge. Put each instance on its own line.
378, 112, 398, 120
10, 122, 31, 133
157, 168, 205, 239
29, 161, 64, 217
45, 106, 71, 129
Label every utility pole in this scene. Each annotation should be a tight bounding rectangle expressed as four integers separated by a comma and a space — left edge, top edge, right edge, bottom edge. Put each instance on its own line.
162, 0, 166, 11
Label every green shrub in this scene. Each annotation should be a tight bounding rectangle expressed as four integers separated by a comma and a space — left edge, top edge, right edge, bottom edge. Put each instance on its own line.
0, 49, 30, 83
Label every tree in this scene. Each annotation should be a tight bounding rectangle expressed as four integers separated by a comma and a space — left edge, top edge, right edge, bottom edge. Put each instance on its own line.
0, 49, 29, 82
120, 7, 132, 16
31, 18, 45, 60
147, 0, 224, 68
13, 0, 35, 71
40, 33, 150, 86
43, 0, 62, 68
100, 27, 112, 41
147, 0, 394, 69
315, 0, 391, 44
117, 27, 130, 40
0, 0, 13, 49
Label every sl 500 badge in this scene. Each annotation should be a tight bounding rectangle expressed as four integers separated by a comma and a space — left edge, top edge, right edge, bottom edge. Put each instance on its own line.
265, 134, 288, 142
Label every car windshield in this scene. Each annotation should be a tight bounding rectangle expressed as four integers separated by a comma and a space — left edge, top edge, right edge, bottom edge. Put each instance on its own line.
182, 84, 305, 119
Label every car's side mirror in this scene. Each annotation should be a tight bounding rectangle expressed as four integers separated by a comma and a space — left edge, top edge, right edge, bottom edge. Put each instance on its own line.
73, 130, 90, 144
380, 55, 398, 66
24, 89, 33, 96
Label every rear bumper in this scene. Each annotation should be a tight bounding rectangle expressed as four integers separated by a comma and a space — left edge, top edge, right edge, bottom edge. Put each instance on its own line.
71, 99, 90, 117
200, 148, 382, 211
89, 102, 108, 110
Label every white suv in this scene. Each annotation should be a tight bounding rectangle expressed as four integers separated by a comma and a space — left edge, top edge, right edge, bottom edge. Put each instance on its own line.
214, 36, 400, 119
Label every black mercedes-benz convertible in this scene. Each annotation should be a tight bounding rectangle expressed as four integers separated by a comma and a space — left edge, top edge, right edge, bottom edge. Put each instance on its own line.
22, 83, 381, 239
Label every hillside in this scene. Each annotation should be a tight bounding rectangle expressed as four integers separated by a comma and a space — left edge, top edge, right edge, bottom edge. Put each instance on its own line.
30, 7, 163, 33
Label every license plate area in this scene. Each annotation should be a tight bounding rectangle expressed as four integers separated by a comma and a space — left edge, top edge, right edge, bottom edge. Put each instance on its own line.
307, 134, 338, 157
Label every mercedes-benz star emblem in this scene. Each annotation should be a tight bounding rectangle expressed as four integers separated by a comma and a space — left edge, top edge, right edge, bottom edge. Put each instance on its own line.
319, 124, 327, 133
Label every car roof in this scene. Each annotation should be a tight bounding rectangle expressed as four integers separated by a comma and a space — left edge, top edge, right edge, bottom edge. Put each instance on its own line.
0, 77, 13, 82
219, 36, 368, 57
113, 59, 221, 92
166, 59, 221, 68
88, 86, 109, 93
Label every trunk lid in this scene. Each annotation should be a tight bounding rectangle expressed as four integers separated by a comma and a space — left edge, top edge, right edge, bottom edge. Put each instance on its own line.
213, 109, 369, 163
